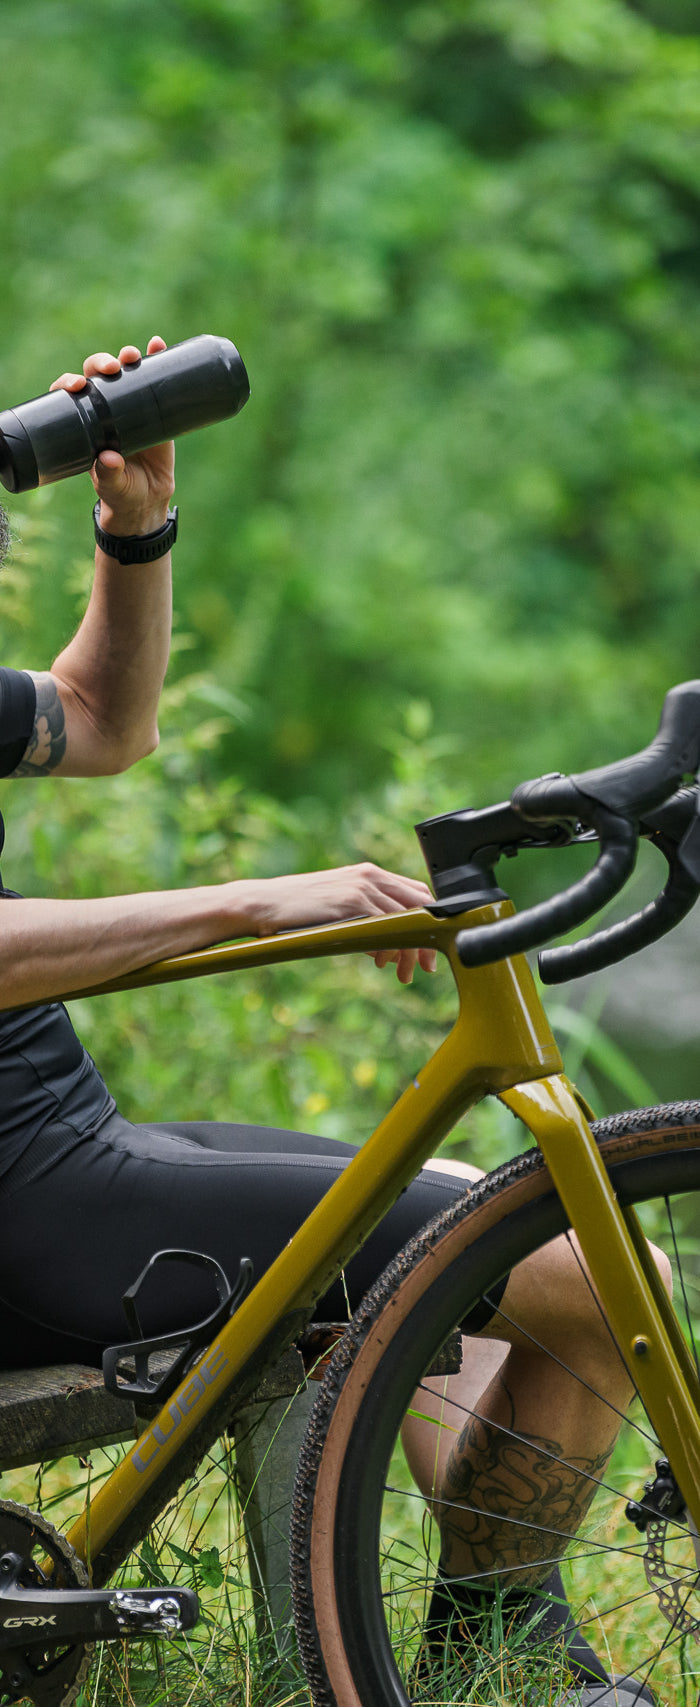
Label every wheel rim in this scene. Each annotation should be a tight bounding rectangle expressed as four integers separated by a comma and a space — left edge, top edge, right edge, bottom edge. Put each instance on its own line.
301, 1137, 700, 1706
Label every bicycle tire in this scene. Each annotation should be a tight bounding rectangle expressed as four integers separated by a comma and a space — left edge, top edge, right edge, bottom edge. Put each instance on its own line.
290, 1101, 700, 1707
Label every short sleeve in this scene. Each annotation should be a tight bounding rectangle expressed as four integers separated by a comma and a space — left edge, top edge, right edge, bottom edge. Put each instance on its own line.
0, 669, 36, 777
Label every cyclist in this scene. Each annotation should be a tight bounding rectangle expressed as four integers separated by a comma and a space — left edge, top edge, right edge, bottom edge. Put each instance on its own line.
0, 339, 658, 1704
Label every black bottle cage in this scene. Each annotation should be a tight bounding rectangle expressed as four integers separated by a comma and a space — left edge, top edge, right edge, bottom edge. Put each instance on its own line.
102, 1248, 253, 1408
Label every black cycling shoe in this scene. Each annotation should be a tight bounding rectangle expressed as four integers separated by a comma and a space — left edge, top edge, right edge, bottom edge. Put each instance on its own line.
415, 1566, 656, 1706
553, 1683, 656, 1706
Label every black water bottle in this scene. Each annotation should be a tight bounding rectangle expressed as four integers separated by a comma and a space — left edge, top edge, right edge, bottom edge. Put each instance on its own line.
0, 334, 251, 493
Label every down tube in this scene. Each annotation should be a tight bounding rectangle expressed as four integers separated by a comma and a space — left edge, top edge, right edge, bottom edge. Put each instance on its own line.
68, 944, 561, 1567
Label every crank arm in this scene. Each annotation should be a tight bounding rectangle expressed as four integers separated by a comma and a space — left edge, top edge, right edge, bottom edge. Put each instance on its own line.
0, 1553, 198, 1646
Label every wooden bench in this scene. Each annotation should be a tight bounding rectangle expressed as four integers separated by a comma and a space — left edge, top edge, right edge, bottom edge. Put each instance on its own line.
0, 1327, 461, 1670
0, 1335, 337, 1681
0, 1346, 312, 1666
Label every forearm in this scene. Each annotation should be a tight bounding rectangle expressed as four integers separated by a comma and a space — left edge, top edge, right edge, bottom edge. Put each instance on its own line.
44, 338, 177, 773
0, 882, 254, 1011
0, 862, 439, 1009
51, 546, 173, 770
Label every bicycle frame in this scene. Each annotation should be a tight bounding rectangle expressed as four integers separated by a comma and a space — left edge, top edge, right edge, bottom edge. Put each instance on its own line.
49, 898, 700, 1565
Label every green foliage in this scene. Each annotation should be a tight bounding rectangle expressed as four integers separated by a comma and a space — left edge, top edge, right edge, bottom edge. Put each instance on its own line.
3, 0, 700, 806
2, 1, 700, 1132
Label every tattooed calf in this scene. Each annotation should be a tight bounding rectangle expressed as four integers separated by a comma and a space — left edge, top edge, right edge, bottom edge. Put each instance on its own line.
439, 1376, 617, 1590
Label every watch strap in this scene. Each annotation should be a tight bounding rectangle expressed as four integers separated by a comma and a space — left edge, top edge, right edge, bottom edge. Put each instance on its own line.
93, 503, 178, 565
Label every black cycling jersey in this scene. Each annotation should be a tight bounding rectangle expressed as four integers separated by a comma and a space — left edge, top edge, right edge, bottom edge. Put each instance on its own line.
0, 667, 35, 786
0, 668, 115, 1176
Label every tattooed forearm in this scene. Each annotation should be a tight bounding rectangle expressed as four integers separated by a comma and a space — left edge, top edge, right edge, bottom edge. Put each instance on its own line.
12, 675, 67, 776
439, 1377, 617, 1590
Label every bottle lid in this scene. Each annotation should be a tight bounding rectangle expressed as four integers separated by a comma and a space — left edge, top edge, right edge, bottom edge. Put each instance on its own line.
0, 411, 39, 493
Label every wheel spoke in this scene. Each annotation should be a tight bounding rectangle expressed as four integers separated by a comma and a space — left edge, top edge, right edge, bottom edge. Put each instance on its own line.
476, 1288, 660, 1449
664, 1194, 700, 1381
411, 1383, 691, 1539
291, 1112, 700, 1706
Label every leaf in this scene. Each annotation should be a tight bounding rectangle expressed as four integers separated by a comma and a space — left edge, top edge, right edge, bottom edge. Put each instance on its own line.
138, 1537, 168, 1585
198, 1545, 225, 1588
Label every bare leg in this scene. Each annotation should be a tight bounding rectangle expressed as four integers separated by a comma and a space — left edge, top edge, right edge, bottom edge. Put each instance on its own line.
402, 1338, 508, 1518
404, 1220, 671, 1592
439, 1233, 647, 1590
404, 1156, 509, 1522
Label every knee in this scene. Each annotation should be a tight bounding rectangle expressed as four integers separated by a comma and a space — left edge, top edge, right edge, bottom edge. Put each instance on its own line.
501, 1232, 620, 1359
563, 1232, 673, 1367
571, 1231, 673, 1315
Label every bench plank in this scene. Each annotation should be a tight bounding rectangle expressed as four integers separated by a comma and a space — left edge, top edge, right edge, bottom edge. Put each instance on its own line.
0, 1364, 137, 1470
0, 1331, 460, 1470
0, 1348, 309, 1471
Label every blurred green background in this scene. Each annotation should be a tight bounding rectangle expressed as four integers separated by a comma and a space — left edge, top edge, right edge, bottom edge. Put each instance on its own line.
2, 0, 700, 1150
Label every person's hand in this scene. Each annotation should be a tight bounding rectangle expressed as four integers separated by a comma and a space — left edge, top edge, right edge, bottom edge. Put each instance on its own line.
49, 337, 175, 537
237, 864, 438, 984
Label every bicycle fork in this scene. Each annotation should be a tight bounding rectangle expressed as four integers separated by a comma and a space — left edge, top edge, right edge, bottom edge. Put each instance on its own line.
503, 1073, 700, 1536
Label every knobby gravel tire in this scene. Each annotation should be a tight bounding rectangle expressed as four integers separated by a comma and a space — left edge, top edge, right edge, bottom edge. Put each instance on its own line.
290, 1102, 700, 1707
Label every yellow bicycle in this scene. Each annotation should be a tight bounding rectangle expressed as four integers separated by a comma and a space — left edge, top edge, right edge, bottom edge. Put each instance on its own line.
3, 679, 700, 1706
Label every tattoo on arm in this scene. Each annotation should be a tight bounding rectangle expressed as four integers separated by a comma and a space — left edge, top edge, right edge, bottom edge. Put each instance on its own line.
12, 675, 67, 776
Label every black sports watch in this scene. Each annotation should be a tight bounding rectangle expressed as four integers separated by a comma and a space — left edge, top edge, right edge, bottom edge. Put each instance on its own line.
93, 502, 179, 565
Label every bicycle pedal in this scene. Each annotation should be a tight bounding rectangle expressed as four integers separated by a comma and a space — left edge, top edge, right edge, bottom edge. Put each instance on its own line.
108, 1587, 200, 1636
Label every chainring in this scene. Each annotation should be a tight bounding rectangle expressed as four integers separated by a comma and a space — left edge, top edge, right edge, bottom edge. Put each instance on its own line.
0, 1501, 90, 1707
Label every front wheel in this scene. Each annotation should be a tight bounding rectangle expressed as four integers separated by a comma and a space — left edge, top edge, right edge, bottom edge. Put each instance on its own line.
291, 1103, 700, 1706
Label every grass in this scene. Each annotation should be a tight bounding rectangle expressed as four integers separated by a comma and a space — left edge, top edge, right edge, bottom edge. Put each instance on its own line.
0, 1394, 697, 1705
0, 1025, 697, 1705
0, 1392, 693, 1700
0, 1435, 306, 1707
